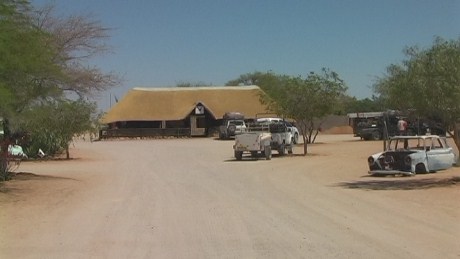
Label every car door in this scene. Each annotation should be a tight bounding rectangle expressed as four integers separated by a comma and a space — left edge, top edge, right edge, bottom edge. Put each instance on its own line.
426, 137, 454, 170
282, 123, 293, 145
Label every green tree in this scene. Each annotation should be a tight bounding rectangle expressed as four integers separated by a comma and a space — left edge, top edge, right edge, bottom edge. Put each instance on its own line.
0, 2, 120, 114
0, 0, 61, 179
0, 2, 119, 179
32, 3, 121, 98
225, 71, 267, 86
19, 100, 96, 159
374, 37, 460, 152
0, 0, 61, 116
176, 81, 213, 87
229, 70, 347, 155
341, 95, 384, 114
260, 70, 347, 155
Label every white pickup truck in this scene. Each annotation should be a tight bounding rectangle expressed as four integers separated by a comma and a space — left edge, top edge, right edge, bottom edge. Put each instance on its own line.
233, 122, 293, 160
256, 117, 300, 144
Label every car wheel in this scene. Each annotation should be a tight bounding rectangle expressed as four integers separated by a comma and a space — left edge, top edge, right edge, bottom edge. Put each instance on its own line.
278, 144, 285, 156
227, 125, 236, 136
415, 163, 427, 174
293, 133, 299, 144
372, 131, 381, 141
235, 151, 243, 161
264, 146, 272, 160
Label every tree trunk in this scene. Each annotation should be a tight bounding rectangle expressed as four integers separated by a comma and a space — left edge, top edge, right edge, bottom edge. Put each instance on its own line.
302, 135, 308, 155
453, 125, 460, 165
0, 141, 10, 181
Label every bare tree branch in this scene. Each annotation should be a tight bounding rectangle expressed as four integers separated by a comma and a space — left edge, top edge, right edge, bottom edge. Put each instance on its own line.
31, 4, 121, 97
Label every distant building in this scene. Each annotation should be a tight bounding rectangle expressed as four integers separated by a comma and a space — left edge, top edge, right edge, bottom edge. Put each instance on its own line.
101, 86, 271, 138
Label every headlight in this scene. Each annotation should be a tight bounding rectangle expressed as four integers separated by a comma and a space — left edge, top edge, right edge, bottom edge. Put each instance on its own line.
404, 156, 411, 166
368, 156, 375, 165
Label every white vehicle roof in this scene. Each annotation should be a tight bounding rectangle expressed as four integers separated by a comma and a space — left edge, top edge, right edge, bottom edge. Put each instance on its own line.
256, 117, 283, 122
347, 112, 384, 118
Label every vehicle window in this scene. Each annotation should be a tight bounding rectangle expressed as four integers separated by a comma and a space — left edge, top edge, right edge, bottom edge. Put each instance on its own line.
230, 121, 244, 126
369, 119, 379, 126
431, 138, 443, 149
269, 123, 286, 133
393, 138, 425, 150
407, 138, 424, 149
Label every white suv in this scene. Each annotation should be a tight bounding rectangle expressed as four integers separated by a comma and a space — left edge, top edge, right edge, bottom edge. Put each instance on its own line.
219, 119, 247, 139
256, 118, 300, 144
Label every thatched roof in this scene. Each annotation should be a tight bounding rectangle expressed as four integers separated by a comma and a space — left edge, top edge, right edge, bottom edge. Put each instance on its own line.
102, 86, 270, 123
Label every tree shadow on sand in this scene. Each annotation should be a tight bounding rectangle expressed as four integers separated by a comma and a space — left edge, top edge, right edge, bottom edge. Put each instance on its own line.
223, 152, 316, 162
336, 176, 460, 190
0, 172, 77, 194
9, 172, 75, 181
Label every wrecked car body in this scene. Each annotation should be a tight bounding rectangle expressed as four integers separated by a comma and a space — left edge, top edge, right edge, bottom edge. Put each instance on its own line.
367, 135, 456, 176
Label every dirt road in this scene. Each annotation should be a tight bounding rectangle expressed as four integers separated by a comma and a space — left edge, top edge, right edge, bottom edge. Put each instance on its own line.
1, 135, 459, 258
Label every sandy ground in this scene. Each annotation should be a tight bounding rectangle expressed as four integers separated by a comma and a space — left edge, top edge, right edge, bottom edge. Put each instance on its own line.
0, 134, 459, 258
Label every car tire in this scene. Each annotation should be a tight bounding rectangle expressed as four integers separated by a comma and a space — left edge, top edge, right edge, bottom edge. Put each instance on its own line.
287, 145, 293, 154
278, 144, 285, 156
264, 146, 272, 160
372, 131, 381, 141
227, 125, 236, 136
235, 151, 243, 161
415, 163, 426, 174
293, 133, 299, 144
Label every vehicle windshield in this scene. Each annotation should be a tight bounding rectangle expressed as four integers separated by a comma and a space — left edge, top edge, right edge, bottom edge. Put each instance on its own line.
388, 138, 425, 150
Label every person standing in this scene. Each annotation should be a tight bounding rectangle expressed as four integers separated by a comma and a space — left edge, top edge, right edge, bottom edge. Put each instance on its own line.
397, 117, 408, 135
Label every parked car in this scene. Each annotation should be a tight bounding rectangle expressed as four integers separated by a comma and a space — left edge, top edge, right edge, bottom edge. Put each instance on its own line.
219, 112, 247, 139
367, 135, 456, 176
283, 121, 300, 144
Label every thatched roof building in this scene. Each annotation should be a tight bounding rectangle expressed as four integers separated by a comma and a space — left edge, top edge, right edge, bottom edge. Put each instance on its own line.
100, 86, 271, 137
102, 86, 268, 124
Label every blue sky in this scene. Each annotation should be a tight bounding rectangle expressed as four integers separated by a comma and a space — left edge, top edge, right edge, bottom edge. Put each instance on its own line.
31, 0, 459, 111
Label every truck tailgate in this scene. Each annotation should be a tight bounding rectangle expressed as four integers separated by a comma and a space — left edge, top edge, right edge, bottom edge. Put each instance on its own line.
234, 132, 269, 151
